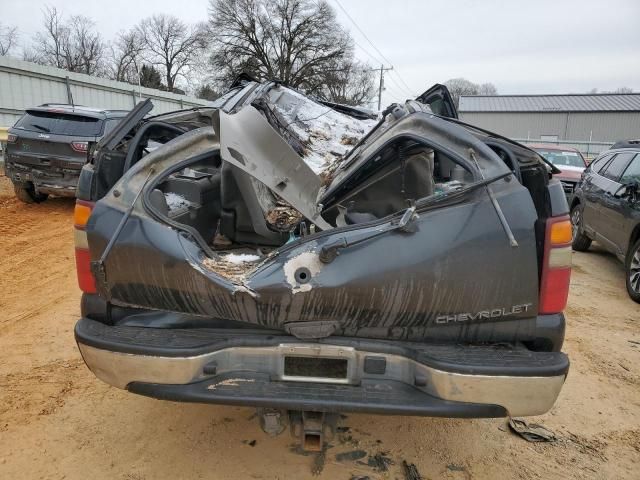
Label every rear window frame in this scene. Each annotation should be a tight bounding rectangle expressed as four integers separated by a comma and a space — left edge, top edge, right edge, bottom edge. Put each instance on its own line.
14, 110, 105, 137
619, 153, 640, 184
590, 153, 615, 174
601, 152, 636, 182
535, 149, 586, 168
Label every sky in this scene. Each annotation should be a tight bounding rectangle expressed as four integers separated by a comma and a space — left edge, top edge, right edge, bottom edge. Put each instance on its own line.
2, 0, 639, 106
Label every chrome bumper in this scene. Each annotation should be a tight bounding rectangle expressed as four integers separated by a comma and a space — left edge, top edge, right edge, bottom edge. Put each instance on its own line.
77, 341, 566, 417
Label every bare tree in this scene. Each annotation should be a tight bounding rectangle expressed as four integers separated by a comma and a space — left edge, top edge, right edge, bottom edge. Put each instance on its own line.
108, 28, 145, 83
32, 6, 67, 68
478, 82, 497, 95
65, 15, 106, 75
316, 59, 375, 106
444, 78, 479, 107
31, 6, 106, 75
444, 78, 498, 107
0, 22, 19, 56
207, 0, 352, 92
137, 14, 207, 91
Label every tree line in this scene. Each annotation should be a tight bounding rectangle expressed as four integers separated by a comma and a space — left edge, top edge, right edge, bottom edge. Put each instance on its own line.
0, 1, 378, 105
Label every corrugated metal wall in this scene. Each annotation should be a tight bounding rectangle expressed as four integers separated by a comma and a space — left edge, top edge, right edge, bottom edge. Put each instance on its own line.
459, 111, 640, 143
0, 56, 214, 127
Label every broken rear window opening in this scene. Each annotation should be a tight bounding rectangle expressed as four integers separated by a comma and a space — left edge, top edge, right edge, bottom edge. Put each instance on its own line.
319, 135, 475, 223
131, 83, 521, 287
143, 129, 477, 285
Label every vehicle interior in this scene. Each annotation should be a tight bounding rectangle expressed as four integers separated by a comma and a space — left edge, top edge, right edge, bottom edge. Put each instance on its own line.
146, 136, 476, 254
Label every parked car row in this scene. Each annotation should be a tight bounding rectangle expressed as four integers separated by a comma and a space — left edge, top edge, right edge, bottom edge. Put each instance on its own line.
526, 141, 640, 304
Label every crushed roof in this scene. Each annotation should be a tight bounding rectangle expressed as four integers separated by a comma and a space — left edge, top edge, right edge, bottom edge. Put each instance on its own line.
459, 94, 640, 113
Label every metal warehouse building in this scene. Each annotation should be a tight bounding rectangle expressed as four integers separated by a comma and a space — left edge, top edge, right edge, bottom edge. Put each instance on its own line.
458, 93, 640, 158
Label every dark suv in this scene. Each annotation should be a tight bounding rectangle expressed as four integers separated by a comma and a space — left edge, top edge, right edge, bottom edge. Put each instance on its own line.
570, 142, 640, 302
4, 104, 128, 203
72, 80, 571, 450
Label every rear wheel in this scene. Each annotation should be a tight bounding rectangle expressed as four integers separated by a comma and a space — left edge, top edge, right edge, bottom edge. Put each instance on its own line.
570, 205, 591, 251
626, 239, 640, 304
13, 183, 49, 204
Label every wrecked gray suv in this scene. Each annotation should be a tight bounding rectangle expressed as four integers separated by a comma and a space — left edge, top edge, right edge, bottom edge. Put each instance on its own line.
73, 78, 571, 450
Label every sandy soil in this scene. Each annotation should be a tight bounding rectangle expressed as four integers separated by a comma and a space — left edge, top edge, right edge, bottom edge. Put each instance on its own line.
0, 173, 638, 479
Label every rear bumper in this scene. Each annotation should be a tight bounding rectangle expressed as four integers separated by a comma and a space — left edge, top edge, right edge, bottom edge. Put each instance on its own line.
5, 159, 80, 196
75, 317, 568, 417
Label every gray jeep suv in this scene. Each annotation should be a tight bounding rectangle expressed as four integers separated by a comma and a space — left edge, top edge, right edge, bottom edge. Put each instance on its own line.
4, 104, 128, 203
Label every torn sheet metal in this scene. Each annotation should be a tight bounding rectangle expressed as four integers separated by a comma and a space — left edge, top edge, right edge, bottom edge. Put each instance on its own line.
218, 106, 332, 231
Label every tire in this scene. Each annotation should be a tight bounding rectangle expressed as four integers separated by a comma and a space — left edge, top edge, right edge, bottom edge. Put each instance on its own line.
625, 239, 640, 304
570, 204, 592, 252
13, 183, 49, 204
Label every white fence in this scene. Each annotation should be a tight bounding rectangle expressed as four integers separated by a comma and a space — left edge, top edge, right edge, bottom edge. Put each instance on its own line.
0, 56, 214, 127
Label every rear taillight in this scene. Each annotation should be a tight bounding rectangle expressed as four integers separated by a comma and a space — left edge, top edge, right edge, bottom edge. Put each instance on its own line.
71, 141, 88, 153
7, 133, 17, 143
539, 215, 572, 314
74, 200, 96, 293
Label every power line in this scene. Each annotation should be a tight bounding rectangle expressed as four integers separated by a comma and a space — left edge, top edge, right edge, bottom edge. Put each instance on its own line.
386, 73, 413, 99
385, 84, 411, 102
352, 39, 385, 66
332, 0, 393, 66
311, 0, 387, 70
384, 89, 405, 103
310, 0, 413, 106
331, 0, 416, 96
353, 39, 415, 98
390, 70, 416, 97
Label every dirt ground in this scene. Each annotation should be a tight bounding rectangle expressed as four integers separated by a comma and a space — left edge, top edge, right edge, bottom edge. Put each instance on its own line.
0, 173, 638, 480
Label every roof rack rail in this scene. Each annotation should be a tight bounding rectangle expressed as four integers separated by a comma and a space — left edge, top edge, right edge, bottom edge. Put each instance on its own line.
611, 139, 640, 149
39, 103, 87, 107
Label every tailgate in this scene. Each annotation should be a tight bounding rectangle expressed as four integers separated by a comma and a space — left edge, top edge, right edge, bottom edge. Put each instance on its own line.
87, 176, 541, 344
9, 132, 87, 169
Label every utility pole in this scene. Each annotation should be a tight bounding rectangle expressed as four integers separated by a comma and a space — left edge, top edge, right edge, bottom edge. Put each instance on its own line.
368, 64, 393, 111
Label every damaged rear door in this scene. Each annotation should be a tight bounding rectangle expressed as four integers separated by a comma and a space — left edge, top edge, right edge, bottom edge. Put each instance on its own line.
78, 100, 153, 200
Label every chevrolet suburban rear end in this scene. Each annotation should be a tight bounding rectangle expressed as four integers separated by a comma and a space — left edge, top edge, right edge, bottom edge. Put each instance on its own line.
72, 80, 570, 449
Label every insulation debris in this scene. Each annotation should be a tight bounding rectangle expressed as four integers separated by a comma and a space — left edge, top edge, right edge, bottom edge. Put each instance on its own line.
340, 134, 360, 146
164, 192, 194, 212
266, 200, 304, 232
202, 250, 263, 282
223, 253, 262, 264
